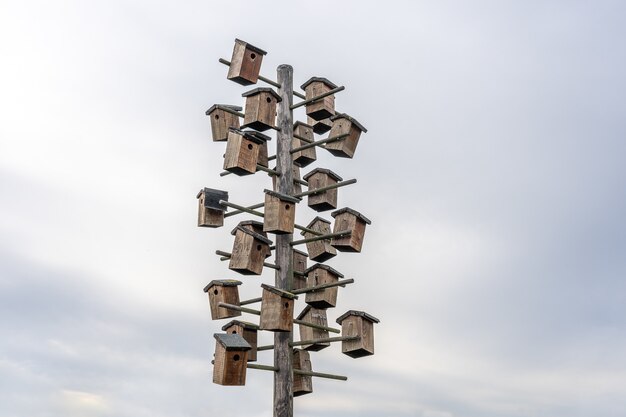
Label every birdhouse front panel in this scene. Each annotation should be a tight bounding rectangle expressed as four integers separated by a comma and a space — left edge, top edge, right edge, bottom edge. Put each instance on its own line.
263, 190, 300, 235
204, 280, 242, 320
227, 39, 267, 86
331, 207, 371, 253
309, 116, 332, 135
325, 114, 367, 159
302, 217, 336, 262
229, 225, 272, 275
222, 320, 259, 362
197, 188, 228, 228
242, 88, 281, 131
292, 349, 313, 397
302, 168, 342, 212
297, 306, 330, 351
206, 105, 241, 141
337, 311, 379, 358
259, 284, 297, 332
292, 122, 316, 167
223, 129, 261, 175
301, 77, 337, 121
213, 333, 251, 385
304, 264, 343, 309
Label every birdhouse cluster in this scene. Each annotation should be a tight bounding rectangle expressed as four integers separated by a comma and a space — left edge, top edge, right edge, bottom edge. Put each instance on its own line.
197, 39, 380, 415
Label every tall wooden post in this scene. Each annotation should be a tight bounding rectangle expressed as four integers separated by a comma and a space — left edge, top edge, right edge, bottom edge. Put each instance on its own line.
273, 64, 294, 417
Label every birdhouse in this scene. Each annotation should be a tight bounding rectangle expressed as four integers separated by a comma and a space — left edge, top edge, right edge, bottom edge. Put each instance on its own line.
301, 217, 336, 262
308, 116, 331, 135
304, 264, 344, 309
223, 128, 271, 176
196, 187, 228, 228
229, 221, 273, 275
292, 349, 313, 397
325, 113, 367, 159
205, 104, 241, 142
272, 165, 303, 195
331, 207, 372, 252
241, 88, 282, 131
336, 310, 380, 358
292, 121, 316, 167
302, 168, 343, 212
222, 320, 259, 362
213, 333, 251, 386
297, 305, 330, 351
203, 280, 242, 320
226, 38, 267, 86
263, 189, 301, 235
292, 248, 308, 290
259, 284, 298, 332
300, 77, 337, 121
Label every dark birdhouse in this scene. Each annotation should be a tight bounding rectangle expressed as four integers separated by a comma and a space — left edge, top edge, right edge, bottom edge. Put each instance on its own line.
205, 104, 241, 142
259, 284, 298, 332
297, 305, 330, 351
241, 88, 282, 131
325, 113, 367, 159
213, 333, 251, 386
226, 38, 267, 86
223, 128, 271, 176
292, 248, 308, 290
222, 320, 259, 362
272, 165, 303, 195
229, 221, 273, 275
292, 121, 316, 167
300, 77, 337, 121
336, 310, 380, 358
304, 264, 344, 309
292, 349, 313, 397
203, 280, 242, 320
196, 187, 228, 228
263, 189, 301, 235
301, 217, 336, 262
302, 168, 343, 212
331, 207, 371, 253
308, 115, 332, 135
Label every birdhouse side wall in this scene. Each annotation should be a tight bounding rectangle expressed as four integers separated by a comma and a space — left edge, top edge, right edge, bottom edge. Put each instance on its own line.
292, 124, 316, 167
210, 110, 240, 142
259, 290, 294, 332
293, 350, 313, 396
227, 42, 263, 85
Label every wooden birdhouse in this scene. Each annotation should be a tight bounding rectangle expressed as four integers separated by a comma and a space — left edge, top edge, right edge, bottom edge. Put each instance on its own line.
297, 305, 330, 351
331, 207, 371, 253
263, 189, 301, 235
300, 77, 337, 121
304, 264, 344, 309
301, 217, 336, 262
241, 88, 281, 131
229, 221, 272, 275
292, 349, 313, 397
223, 128, 271, 176
203, 280, 242, 320
308, 115, 332, 135
292, 121, 316, 167
272, 165, 302, 195
222, 320, 259, 362
292, 248, 308, 290
336, 310, 380, 358
325, 113, 367, 159
205, 104, 241, 142
196, 187, 228, 228
259, 284, 298, 332
213, 333, 251, 386
226, 38, 267, 86
302, 168, 343, 212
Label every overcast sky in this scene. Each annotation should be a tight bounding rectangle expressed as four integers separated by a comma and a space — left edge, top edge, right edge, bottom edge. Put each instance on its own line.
1, 1, 626, 416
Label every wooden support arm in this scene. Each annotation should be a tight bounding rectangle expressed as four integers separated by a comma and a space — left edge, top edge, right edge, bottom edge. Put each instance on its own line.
290, 86, 346, 110
218, 58, 306, 99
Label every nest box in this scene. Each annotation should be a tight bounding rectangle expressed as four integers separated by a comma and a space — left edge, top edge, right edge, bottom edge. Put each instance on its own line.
336, 310, 380, 358
223, 128, 271, 175
227, 38, 267, 86
297, 305, 330, 351
263, 189, 301, 235
302, 168, 343, 212
213, 333, 251, 386
308, 115, 332, 135
229, 221, 272, 275
325, 113, 367, 159
304, 264, 344, 309
292, 121, 316, 167
301, 217, 336, 262
331, 207, 372, 253
272, 165, 303, 195
222, 320, 259, 362
196, 187, 228, 228
205, 104, 241, 142
300, 77, 337, 121
241, 87, 281, 131
259, 284, 298, 332
203, 280, 242, 320
292, 248, 308, 290
293, 349, 313, 397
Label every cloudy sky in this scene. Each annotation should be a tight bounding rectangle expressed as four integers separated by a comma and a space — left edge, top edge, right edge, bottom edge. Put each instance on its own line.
1, 1, 626, 416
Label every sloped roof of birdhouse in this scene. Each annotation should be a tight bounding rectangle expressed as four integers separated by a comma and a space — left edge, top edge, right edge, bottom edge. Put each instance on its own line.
304, 263, 344, 278
330, 113, 367, 133
228, 127, 271, 144
293, 121, 313, 130
236, 220, 265, 230
296, 305, 314, 320
264, 189, 301, 204
331, 207, 372, 225
300, 77, 338, 90
222, 320, 260, 331
196, 187, 229, 211
234, 38, 267, 55
302, 168, 343, 182
336, 310, 380, 324
203, 279, 242, 292
230, 225, 273, 245
305, 216, 331, 229
242, 87, 282, 102
205, 104, 242, 115
214, 333, 252, 351
261, 283, 298, 300
292, 248, 308, 257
